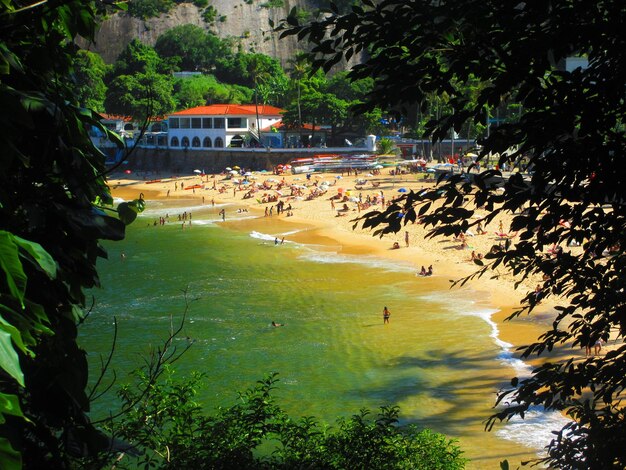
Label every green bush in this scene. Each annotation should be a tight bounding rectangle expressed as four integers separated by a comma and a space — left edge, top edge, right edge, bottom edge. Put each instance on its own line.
100, 371, 467, 469
202, 5, 217, 24
261, 0, 284, 8
127, 0, 175, 20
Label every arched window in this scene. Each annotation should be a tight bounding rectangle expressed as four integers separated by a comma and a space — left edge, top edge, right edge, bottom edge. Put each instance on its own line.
170, 136, 179, 147
214, 137, 224, 148
192, 136, 201, 148
203, 137, 212, 148
230, 134, 244, 148
181, 136, 190, 148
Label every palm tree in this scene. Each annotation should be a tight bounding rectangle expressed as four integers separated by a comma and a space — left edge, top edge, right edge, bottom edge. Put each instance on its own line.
287, 53, 310, 146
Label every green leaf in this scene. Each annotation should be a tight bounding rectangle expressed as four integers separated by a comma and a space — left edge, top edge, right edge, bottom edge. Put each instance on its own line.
117, 202, 138, 225
13, 235, 57, 279
0, 437, 21, 470
0, 231, 27, 307
0, 316, 29, 356
0, 328, 24, 386
0, 393, 24, 424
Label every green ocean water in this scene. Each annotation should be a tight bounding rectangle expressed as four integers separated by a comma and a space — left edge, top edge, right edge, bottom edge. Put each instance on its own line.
81, 198, 567, 467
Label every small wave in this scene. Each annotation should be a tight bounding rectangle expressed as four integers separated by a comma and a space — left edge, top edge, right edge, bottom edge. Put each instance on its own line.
496, 406, 571, 452
189, 219, 219, 227
141, 203, 221, 218
250, 230, 281, 242
299, 251, 416, 273
458, 306, 533, 377
280, 229, 305, 236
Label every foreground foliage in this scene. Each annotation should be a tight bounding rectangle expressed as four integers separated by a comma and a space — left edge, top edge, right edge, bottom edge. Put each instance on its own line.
278, 0, 626, 468
0, 1, 144, 467
101, 371, 466, 470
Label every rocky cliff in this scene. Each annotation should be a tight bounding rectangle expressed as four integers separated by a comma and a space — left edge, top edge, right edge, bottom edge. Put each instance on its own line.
85, 0, 318, 66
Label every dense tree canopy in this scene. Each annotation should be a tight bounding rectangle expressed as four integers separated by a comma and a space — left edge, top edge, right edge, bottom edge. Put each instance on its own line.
154, 25, 233, 73
173, 74, 253, 108
105, 39, 176, 119
215, 52, 287, 91
72, 50, 109, 113
278, 0, 626, 468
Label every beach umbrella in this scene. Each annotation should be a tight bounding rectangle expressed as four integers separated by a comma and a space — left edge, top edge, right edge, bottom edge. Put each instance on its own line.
426, 168, 436, 173
193, 169, 202, 174
349, 197, 359, 202
374, 165, 384, 169
124, 169, 132, 174
229, 170, 238, 175
244, 171, 253, 176
233, 165, 241, 170
398, 187, 408, 193
225, 167, 232, 171
335, 175, 343, 179
337, 188, 344, 193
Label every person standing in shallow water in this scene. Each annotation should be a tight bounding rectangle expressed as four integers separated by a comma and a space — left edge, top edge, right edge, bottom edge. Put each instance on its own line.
383, 306, 391, 324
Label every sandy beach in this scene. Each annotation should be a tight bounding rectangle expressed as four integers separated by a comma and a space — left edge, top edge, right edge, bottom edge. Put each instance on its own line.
109, 168, 566, 353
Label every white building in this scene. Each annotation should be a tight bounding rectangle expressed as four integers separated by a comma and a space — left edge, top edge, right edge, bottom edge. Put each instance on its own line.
167, 104, 284, 149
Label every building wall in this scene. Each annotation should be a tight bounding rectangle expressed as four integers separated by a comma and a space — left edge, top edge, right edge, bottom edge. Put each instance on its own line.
168, 116, 281, 148
121, 148, 370, 174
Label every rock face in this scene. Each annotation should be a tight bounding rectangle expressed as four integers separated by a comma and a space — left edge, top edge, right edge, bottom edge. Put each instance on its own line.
85, 0, 318, 66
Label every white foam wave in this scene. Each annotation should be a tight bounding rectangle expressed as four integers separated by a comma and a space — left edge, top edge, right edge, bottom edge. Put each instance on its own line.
141, 203, 226, 218
459, 305, 532, 376
455, 304, 573, 451
250, 231, 281, 242
280, 229, 305, 236
188, 219, 219, 227
495, 406, 571, 452
299, 250, 416, 273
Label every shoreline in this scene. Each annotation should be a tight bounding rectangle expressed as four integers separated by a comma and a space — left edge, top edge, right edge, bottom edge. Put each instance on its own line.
107, 169, 583, 465
109, 170, 560, 355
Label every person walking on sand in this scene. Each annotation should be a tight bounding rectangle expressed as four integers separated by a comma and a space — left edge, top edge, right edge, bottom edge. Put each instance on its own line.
405, 231, 409, 247
383, 306, 391, 324
594, 338, 603, 355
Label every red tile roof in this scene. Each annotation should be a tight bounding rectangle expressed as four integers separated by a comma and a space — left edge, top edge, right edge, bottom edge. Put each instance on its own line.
170, 104, 285, 117
261, 120, 321, 132
99, 113, 133, 122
